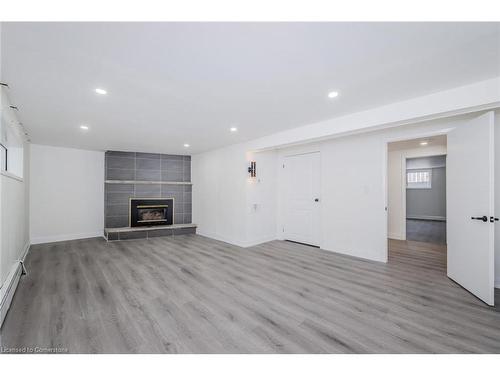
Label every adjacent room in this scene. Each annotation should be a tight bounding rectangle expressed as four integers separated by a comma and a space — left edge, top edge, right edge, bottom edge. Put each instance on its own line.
387, 135, 448, 275
1, 21, 500, 354
406, 154, 447, 245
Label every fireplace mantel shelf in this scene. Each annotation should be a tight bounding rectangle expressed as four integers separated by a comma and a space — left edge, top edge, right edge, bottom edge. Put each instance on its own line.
105, 180, 192, 185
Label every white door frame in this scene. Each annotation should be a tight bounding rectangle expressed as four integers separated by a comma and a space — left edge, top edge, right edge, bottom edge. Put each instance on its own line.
383, 128, 452, 260
278, 150, 322, 246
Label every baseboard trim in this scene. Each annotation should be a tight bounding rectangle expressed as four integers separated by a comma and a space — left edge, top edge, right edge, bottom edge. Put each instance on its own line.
0, 241, 31, 327
388, 232, 405, 240
320, 246, 387, 264
31, 232, 104, 245
407, 215, 446, 221
495, 280, 500, 289
196, 231, 247, 247
244, 235, 278, 248
196, 231, 276, 248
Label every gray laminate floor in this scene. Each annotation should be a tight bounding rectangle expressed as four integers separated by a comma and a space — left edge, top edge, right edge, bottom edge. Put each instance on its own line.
1, 235, 499, 353
406, 219, 447, 245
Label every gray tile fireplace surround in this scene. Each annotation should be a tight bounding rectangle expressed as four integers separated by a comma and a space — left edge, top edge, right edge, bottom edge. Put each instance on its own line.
104, 151, 193, 233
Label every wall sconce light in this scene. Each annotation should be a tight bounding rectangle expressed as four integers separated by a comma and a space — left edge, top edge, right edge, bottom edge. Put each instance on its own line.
248, 161, 256, 178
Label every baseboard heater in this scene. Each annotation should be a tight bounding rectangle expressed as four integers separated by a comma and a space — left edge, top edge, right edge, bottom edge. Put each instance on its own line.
0, 243, 30, 327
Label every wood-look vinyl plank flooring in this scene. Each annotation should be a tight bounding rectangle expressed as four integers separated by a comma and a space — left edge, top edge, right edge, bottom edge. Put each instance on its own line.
1, 235, 499, 353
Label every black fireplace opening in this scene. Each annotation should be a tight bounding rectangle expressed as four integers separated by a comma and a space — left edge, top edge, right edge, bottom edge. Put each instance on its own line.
130, 198, 174, 227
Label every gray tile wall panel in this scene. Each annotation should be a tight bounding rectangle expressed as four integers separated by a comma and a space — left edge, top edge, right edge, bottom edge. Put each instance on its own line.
173, 227, 196, 235
106, 232, 119, 241
106, 192, 134, 205
135, 169, 161, 181
107, 168, 135, 180
136, 157, 160, 170
174, 200, 183, 214
119, 231, 147, 240
106, 156, 136, 169
161, 154, 183, 161
105, 216, 129, 228
135, 184, 161, 197
106, 151, 136, 158
161, 170, 183, 182
136, 152, 160, 159
174, 213, 184, 225
105, 183, 135, 193
104, 151, 192, 228
106, 204, 129, 216
147, 228, 174, 238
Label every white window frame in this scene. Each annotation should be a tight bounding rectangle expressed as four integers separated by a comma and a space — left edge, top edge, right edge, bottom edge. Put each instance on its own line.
0, 143, 6, 172
406, 168, 432, 189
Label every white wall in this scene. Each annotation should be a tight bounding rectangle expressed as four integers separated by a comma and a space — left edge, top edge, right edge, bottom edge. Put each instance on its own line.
0, 51, 31, 324
407, 155, 446, 169
194, 111, 499, 274
192, 143, 248, 246
0, 62, 30, 290
192, 142, 278, 247
320, 134, 387, 261
30, 144, 105, 244
273, 117, 464, 262
245, 150, 278, 246
387, 144, 447, 240
0, 143, 30, 288
406, 163, 446, 221
194, 114, 477, 263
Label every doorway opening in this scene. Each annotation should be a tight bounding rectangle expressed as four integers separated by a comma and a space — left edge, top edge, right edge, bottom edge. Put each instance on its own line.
387, 134, 447, 271
385, 112, 495, 306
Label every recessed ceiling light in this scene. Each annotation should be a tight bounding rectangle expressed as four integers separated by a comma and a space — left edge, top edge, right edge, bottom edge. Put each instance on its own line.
183, 143, 190, 148
95, 88, 107, 95
80, 125, 89, 130
327, 91, 339, 99
230, 127, 238, 132
420, 141, 429, 146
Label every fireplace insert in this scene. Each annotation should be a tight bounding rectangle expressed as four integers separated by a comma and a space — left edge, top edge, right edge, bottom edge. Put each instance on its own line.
129, 198, 174, 227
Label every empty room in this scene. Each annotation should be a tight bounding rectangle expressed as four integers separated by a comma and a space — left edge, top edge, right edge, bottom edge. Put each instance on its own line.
1, 4, 500, 370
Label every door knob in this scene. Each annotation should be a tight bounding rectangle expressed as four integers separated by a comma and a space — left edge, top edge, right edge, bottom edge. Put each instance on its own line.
471, 216, 488, 222
490, 216, 499, 223
314, 198, 319, 202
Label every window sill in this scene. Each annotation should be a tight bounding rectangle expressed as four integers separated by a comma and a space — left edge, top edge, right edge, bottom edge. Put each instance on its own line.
0, 171, 23, 182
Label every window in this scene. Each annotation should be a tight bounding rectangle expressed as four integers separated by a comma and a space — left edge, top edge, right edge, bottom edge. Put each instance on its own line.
0, 119, 24, 178
1, 89, 24, 178
407, 169, 432, 189
0, 143, 6, 172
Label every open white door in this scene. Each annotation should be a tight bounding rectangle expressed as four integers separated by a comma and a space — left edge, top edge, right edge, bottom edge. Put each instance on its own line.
283, 152, 321, 246
447, 111, 495, 306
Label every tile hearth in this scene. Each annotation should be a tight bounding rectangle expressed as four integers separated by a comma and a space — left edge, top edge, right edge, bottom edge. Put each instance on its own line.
104, 223, 197, 241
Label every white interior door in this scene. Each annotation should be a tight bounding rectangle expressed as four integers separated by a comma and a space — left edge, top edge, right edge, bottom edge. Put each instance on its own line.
283, 152, 321, 246
447, 111, 495, 306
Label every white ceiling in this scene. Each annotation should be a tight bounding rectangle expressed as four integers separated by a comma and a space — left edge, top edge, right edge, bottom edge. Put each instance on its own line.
388, 134, 447, 151
1, 22, 499, 154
